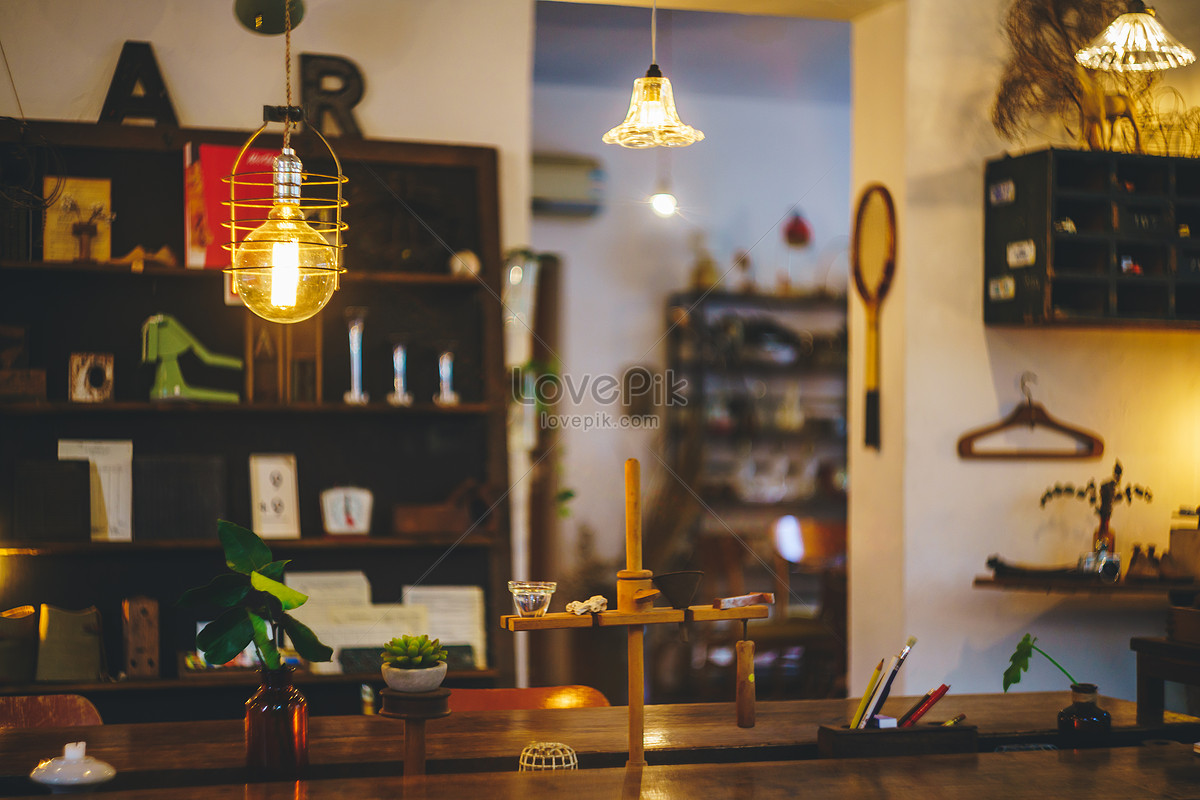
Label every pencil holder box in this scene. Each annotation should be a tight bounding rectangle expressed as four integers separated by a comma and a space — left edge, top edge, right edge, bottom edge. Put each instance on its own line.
817, 723, 978, 758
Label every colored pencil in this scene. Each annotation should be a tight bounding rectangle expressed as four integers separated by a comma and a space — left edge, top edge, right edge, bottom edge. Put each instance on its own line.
896, 687, 936, 727
850, 659, 885, 728
901, 683, 949, 727
857, 655, 899, 728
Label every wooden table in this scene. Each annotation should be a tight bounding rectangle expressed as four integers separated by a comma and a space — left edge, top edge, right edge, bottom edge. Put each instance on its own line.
1131, 636, 1200, 724
6, 742, 1200, 799
1, 693, 1196, 795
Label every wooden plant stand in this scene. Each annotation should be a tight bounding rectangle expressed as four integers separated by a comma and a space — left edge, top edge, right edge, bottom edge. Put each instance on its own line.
501, 458, 769, 766
378, 687, 451, 776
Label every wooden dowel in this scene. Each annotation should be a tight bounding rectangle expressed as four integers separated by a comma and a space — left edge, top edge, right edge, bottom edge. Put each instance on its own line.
404, 718, 427, 776
625, 458, 641, 572
736, 640, 756, 728
628, 625, 645, 766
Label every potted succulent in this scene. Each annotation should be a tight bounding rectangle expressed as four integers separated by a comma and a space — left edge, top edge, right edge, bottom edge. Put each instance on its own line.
381, 634, 449, 692
1041, 459, 1151, 556
1003, 633, 1109, 746
179, 520, 332, 776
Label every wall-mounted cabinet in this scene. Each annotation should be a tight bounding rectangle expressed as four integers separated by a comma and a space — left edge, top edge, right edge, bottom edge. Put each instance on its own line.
984, 148, 1200, 326
0, 120, 512, 712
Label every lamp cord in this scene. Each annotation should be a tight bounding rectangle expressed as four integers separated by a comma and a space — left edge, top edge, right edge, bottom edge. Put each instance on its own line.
651, 0, 657, 65
284, 0, 293, 148
0, 35, 25, 121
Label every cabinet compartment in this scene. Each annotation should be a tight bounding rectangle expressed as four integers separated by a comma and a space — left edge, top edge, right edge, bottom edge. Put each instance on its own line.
1053, 238, 1110, 276
1050, 278, 1109, 319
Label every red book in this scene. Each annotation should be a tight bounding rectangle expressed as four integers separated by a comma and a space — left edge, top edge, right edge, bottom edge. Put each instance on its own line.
184, 143, 277, 268
899, 683, 949, 727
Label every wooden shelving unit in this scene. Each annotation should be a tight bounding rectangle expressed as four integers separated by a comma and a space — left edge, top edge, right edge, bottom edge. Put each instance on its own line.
0, 119, 514, 715
984, 148, 1200, 327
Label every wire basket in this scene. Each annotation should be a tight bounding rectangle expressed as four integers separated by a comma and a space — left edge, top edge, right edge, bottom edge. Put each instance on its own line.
518, 741, 578, 771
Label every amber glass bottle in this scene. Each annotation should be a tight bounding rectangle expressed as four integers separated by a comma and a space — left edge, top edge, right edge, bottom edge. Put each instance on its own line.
245, 666, 308, 778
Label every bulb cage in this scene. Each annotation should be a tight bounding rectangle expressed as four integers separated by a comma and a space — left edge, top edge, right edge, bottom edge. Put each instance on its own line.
222, 105, 348, 278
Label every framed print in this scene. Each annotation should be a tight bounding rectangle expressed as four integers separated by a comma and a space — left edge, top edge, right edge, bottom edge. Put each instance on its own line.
249, 453, 300, 538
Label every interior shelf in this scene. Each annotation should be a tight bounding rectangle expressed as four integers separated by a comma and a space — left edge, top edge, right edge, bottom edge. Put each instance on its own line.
0, 260, 484, 286
0, 401, 494, 415
973, 575, 1194, 600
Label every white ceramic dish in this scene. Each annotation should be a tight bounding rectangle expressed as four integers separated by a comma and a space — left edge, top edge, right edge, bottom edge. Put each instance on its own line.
29, 742, 116, 793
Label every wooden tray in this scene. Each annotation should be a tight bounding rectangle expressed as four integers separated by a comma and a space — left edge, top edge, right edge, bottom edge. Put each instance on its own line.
817, 723, 978, 758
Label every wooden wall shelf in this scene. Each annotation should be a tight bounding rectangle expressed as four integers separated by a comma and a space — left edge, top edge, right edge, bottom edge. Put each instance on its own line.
974, 575, 1195, 601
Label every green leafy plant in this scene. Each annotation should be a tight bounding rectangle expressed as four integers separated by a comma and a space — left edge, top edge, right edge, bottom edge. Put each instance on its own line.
381, 634, 448, 669
179, 520, 332, 671
1003, 633, 1078, 691
1040, 459, 1152, 520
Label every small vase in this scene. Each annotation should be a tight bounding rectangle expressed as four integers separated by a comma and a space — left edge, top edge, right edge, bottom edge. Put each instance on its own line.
1093, 516, 1115, 555
1058, 682, 1110, 747
245, 666, 308, 778
382, 661, 447, 692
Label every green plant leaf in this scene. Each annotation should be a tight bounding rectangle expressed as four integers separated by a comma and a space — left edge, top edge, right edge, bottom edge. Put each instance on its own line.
259, 559, 292, 581
281, 613, 333, 662
250, 571, 307, 610
1003, 633, 1035, 692
248, 611, 280, 670
177, 573, 250, 608
219, 520, 273, 574
196, 607, 255, 666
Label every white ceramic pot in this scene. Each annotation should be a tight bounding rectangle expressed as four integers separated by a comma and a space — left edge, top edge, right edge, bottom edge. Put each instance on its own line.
382, 661, 447, 692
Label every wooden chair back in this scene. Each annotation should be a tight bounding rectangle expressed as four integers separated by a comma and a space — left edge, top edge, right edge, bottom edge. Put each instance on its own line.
0, 694, 102, 728
447, 685, 609, 712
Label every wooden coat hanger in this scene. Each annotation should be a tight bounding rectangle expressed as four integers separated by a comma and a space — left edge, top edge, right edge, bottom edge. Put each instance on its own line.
956, 373, 1104, 460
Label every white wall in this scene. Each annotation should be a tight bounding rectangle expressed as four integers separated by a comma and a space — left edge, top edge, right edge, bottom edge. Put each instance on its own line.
0, 0, 533, 251
850, 0, 1200, 701
848, 0, 908, 700
531, 69, 851, 576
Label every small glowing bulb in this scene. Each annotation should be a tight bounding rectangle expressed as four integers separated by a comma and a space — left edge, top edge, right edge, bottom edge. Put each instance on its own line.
773, 515, 805, 563
271, 240, 300, 306
650, 191, 678, 217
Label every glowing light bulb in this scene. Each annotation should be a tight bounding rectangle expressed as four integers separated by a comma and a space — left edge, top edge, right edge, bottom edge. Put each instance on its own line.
232, 203, 337, 323
650, 191, 678, 217
271, 240, 300, 306
229, 148, 339, 324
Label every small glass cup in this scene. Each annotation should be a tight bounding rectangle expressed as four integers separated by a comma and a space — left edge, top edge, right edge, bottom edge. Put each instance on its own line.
508, 581, 557, 617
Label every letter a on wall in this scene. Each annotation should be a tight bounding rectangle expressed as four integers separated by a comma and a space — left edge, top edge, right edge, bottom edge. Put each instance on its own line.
100, 41, 179, 127
301, 54, 364, 138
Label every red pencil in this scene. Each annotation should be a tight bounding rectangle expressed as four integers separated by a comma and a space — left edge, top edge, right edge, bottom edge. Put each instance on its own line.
899, 683, 949, 727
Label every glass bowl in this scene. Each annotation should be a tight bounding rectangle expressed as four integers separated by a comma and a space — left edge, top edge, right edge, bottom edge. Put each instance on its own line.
508, 581, 557, 617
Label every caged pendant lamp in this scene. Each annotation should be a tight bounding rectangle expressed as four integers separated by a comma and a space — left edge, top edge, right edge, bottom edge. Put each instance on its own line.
603, 0, 703, 148
225, 0, 347, 324
1075, 0, 1195, 72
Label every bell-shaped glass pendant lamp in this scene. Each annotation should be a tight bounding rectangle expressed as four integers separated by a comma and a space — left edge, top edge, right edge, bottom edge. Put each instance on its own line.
1076, 0, 1195, 72
603, 2, 703, 148
224, 1, 347, 324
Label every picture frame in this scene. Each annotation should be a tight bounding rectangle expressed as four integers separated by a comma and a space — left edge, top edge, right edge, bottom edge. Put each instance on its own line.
249, 453, 300, 539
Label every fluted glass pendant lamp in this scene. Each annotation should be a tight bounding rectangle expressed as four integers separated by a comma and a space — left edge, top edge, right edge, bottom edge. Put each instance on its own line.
225, 0, 347, 324
603, 1, 704, 148
1075, 0, 1195, 72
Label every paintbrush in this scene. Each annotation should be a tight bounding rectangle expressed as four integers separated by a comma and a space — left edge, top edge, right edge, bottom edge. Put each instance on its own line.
865, 636, 917, 721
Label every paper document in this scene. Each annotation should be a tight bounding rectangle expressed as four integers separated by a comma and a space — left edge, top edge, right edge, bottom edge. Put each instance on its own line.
57, 439, 132, 541
285, 571, 372, 607
304, 604, 430, 675
402, 585, 487, 669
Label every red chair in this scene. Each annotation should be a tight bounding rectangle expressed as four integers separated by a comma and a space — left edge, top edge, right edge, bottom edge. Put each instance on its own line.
0, 695, 102, 728
447, 685, 609, 712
